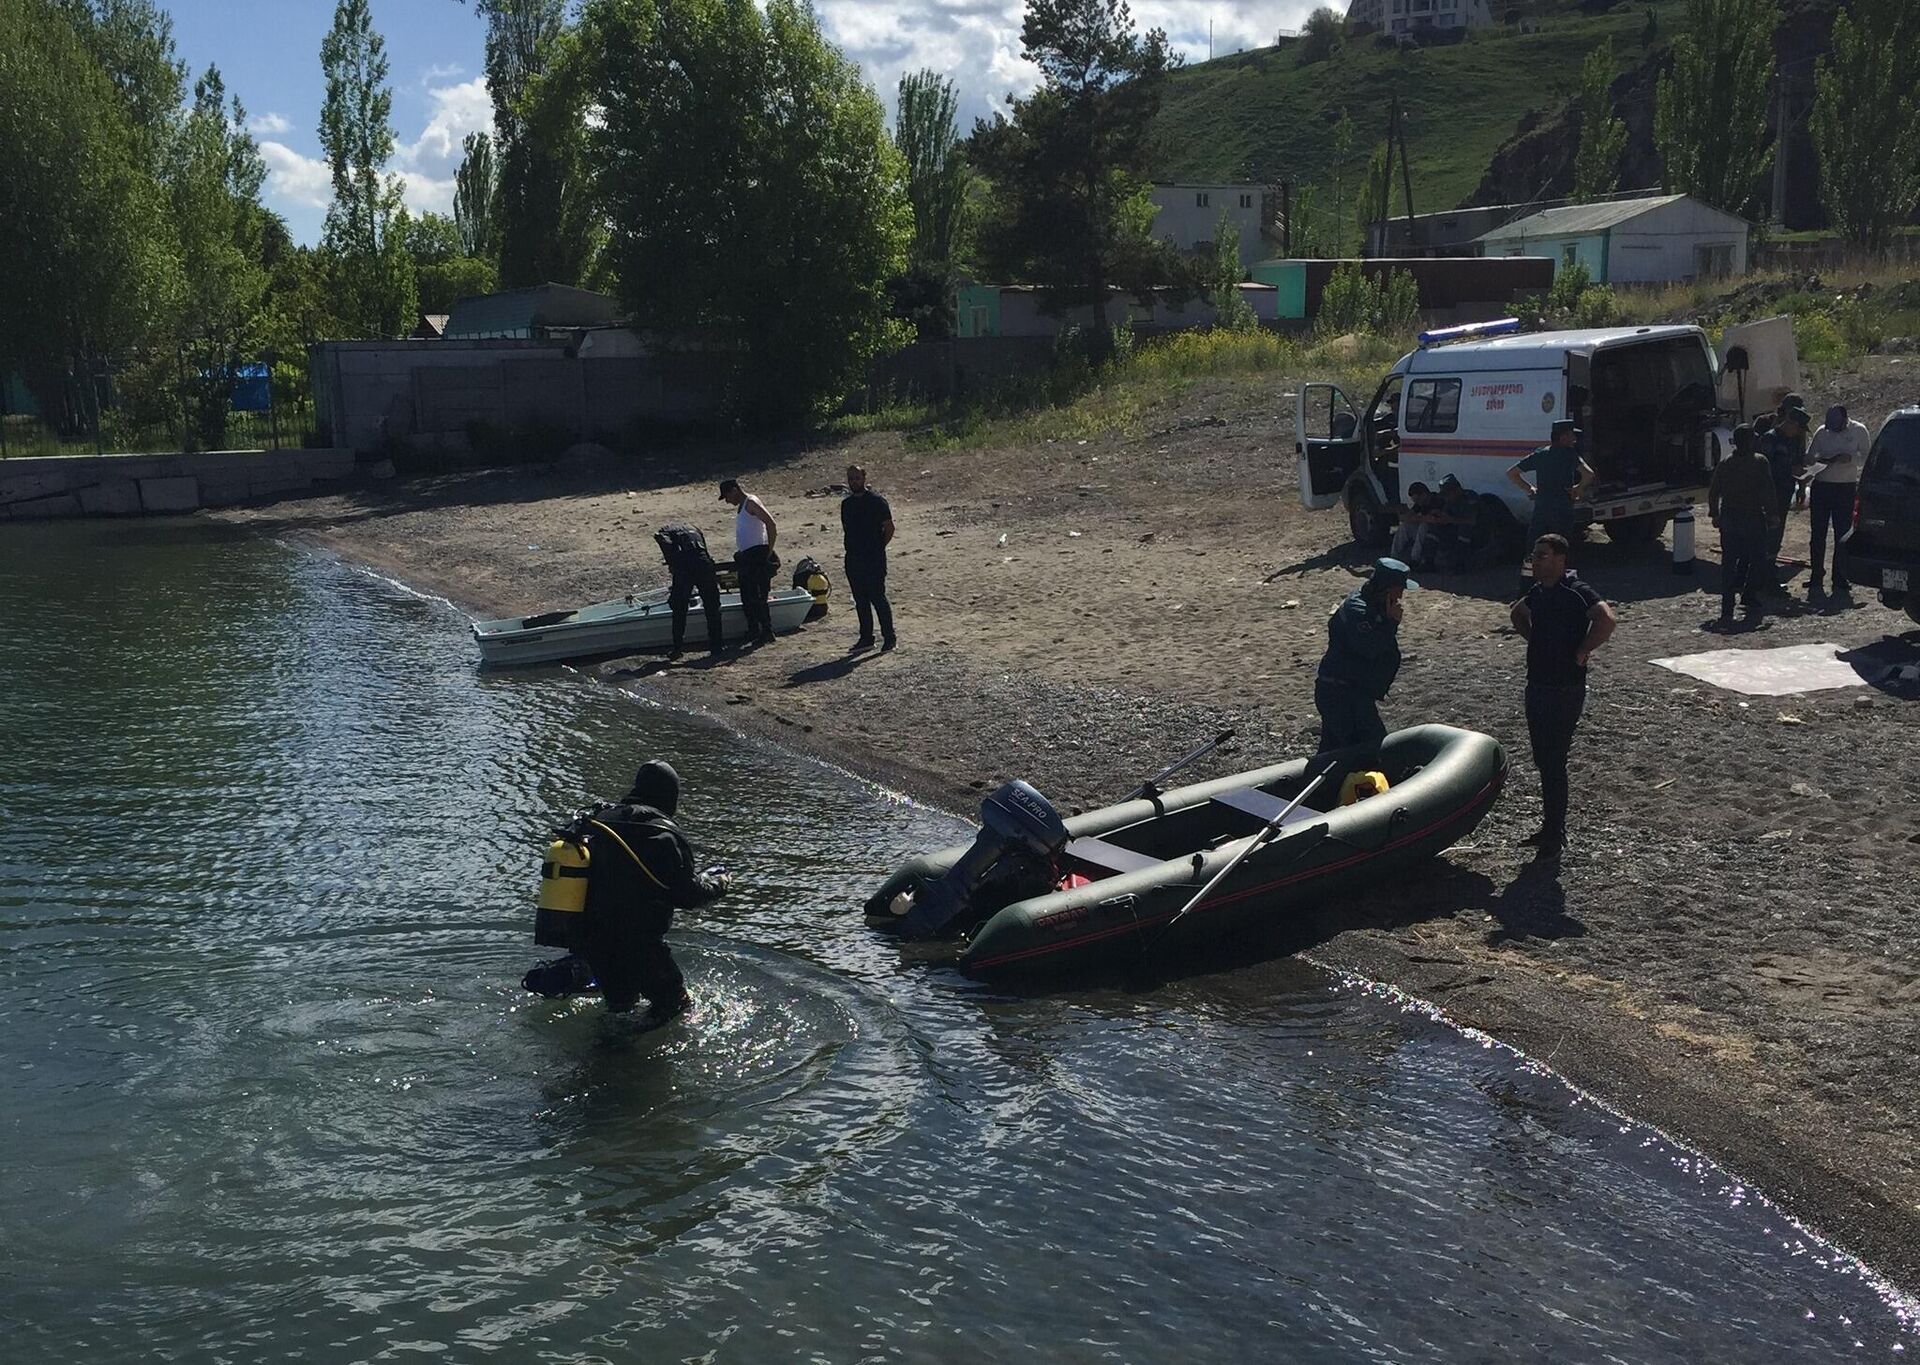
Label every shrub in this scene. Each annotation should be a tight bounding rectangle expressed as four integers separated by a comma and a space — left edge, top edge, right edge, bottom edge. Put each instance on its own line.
1297, 7, 1343, 64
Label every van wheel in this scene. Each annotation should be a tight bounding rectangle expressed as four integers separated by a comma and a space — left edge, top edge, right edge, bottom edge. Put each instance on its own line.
1347, 481, 1390, 548
1607, 512, 1670, 545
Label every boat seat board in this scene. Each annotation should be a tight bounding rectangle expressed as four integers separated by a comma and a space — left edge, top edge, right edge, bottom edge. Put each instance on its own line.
1211, 786, 1322, 828
1062, 835, 1164, 874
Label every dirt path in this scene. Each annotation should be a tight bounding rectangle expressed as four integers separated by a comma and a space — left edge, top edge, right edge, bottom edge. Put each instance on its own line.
216, 367, 1920, 1289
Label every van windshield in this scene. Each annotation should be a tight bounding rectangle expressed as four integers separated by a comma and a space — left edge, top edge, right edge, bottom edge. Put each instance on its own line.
1584, 337, 1718, 489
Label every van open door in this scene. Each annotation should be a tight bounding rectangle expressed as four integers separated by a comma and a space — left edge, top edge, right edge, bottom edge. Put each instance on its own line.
1295, 382, 1362, 510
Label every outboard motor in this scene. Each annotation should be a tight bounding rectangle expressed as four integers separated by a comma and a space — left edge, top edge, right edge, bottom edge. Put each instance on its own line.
897, 781, 1070, 939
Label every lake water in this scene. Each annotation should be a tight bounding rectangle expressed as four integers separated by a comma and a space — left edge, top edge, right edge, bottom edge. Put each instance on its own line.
1, 521, 1911, 1362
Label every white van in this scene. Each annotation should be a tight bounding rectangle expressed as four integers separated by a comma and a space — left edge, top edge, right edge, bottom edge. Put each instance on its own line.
1295, 322, 1728, 553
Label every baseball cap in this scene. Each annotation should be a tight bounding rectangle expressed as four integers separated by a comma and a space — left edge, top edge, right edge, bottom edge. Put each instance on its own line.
1550, 419, 1582, 440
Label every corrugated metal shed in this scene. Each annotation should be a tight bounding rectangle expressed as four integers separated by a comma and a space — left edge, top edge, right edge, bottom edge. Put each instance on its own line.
1477, 194, 1749, 241
443, 285, 622, 340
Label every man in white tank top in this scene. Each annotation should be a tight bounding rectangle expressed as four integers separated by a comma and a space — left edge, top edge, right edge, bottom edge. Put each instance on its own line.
719, 478, 779, 644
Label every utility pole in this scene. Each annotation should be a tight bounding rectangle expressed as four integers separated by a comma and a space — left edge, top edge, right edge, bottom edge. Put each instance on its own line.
1392, 94, 1418, 248
1770, 74, 1788, 228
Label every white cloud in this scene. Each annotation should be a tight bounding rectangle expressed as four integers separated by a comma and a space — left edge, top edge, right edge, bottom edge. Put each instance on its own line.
259, 140, 332, 210
815, 0, 1328, 126
395, 77, 493, 217
423, 62, 467, 84
249, 110, 292, 137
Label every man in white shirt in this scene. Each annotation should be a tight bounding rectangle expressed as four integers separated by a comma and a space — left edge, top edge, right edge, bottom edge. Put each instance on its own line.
719, 477, 780, 644
1803, 404, 1869, 596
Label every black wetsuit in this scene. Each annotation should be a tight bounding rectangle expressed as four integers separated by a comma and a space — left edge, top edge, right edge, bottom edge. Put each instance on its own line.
581, 800, 725, 1012
655, 523, 723, 654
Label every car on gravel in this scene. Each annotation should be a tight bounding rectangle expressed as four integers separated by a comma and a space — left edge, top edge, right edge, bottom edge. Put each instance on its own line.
1839, 406, 1920, 626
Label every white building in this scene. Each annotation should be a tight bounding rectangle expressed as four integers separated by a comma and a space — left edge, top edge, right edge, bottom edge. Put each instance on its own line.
1345, 0, 1493, 35
1150, 183, 1269, 271
1474, 193, 1751, 285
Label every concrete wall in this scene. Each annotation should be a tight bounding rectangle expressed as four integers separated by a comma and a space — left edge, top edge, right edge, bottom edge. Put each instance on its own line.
1606, 198, 1749, 284
309, 333, 723, 454
0, 448, 356, 520
1151, 185, 1268, 270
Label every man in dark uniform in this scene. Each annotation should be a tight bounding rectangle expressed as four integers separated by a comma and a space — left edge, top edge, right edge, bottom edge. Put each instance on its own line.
579, 760, 730, 1023
1508, 534, 1618, 856
654, 522, 724, 658
1759, 399, 1809, 588
1314, 557, 1415, 753
1707, 424, 1782, 626
1508, 419, 1597, 570
839, 463, 896, 651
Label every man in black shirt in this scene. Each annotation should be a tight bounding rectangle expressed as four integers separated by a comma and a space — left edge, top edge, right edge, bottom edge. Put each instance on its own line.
1508, 534, 1618, 856
840, 463, 896, 651
654, 522, 723, 658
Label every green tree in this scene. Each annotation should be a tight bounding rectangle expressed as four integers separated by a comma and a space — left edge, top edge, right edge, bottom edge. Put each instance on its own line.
60, 0, 186, 174
1654, 0, 1779, 215
1297, 7, 1342, 65
1209, 210, 1257, 333
1641, 7, 1659, 48
893, 69, 972, 340
318, 0, 415, 337
454, 130, 499, 260
168, 65, 274, 446
1573, 43, 1627, 203
0, 0, 180, 427
478, 0, 598, 287
1356, 141, 1390, 235
1810, 0, 1920, 251
587, 0, 911, 425
969, 0, 1177, 357
403, 211, 464, 263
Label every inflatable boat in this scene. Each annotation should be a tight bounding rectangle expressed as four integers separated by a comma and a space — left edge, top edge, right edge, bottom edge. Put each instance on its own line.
863, 724, 1506, 981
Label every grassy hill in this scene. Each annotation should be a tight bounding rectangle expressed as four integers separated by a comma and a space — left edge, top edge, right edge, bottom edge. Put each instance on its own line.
1148, 0, 1689, 250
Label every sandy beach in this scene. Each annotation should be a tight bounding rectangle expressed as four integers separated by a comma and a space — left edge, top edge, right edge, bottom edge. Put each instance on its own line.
217, 360, 1920, 1288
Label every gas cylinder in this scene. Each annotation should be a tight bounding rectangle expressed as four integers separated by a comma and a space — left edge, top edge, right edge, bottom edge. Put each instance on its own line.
535, 837, 591, 948
1671, 506, 1696, 575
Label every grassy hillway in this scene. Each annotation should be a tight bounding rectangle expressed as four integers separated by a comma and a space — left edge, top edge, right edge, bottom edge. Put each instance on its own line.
1149, 0, 1688, 234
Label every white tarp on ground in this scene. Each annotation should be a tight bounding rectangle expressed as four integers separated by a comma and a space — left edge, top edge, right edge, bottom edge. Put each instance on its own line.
1650, 642, 1869, 696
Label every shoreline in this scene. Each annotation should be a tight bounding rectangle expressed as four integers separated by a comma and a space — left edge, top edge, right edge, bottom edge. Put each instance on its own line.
214, 395, 1920, 1291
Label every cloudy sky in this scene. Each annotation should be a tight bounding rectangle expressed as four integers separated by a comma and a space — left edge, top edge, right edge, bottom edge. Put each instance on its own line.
164, 0, 1327, 246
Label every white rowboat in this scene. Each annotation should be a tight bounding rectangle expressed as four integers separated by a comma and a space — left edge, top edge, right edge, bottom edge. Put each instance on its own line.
472, 586, 815, 667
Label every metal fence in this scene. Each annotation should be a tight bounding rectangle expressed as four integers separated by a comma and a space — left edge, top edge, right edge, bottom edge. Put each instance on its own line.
1, 354, 315, 459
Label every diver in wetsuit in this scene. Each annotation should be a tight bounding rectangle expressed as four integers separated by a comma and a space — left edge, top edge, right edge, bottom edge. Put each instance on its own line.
526, 760, 731, 1024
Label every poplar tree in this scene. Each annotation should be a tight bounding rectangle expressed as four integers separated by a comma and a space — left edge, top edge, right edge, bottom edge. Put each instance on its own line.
1653, 0, 1778, 216
1572, 43, 1627, 203
454, 131, 499, 261
893, 70, 972, 339
318, 0, 415, 337
1809, 0, 1920, 251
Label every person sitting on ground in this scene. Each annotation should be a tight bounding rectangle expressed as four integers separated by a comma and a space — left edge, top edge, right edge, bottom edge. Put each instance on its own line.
578, 759, 731, 1025
1390, 482, 1442, 567
1431, 475, 1482, 572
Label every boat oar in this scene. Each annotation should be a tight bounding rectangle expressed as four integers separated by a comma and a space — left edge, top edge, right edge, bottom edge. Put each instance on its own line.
1121, 728, 1234, 803
1143, 764, 1336, 955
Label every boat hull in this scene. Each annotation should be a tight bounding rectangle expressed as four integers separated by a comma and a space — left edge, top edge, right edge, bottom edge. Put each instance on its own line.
865, 724, 1506, 981
473, 586, 815, 667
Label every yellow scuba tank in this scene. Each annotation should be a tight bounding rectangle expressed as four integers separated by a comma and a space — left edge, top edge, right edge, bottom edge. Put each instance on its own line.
804, 569, 829, 609
535, 836, 591, 948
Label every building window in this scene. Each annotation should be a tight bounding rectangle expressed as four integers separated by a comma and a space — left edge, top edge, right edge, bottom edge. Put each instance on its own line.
1239, 193, 1253, 209
1405, 379, 1461, 433
1561, 243, 1580, 269
1694, 242, 1735, 278
968, 306, 991, 336
1196, 192, 1210, 208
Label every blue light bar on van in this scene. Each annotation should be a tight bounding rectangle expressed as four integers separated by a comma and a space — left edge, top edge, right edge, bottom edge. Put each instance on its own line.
1418, 317, 1523, 348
